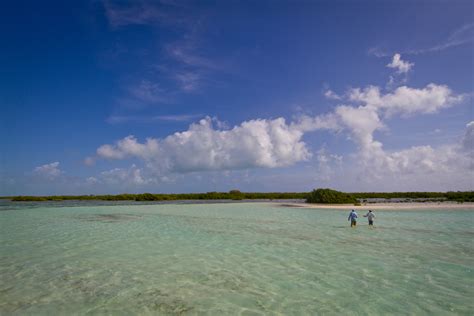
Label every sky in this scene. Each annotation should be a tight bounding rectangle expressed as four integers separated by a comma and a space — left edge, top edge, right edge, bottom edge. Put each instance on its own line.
1, 0, 473, 195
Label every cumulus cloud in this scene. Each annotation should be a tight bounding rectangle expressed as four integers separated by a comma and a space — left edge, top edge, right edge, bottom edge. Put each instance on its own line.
335, 105, 384, 145
97, 135, 159, 160
386, 53, 414, 74
90, 53, 469, 190
306, 118, 472, 188
337, 111, 470, 184
299, 82, 462, 138
100, 164, 154, 185
349, 84, 463, 117
296, 80, 468, 184
341, 144, 472, 192
359, 143, 468, 179
95, 81, 465, 184
97, 117, 311, 174
33, 162, 62, 180
292, 112, 341, 133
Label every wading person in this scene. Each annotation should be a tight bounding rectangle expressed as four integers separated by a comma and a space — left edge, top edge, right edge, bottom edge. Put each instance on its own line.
364, 210, 375, 226
348, 209, 358, 227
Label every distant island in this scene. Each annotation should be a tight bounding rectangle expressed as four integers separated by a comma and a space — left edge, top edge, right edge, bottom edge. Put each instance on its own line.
4, 189, 473, 203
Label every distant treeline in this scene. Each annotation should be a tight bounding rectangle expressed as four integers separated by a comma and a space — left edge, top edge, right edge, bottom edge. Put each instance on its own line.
7, 190, 474, 202
9, 190, 307, 202
352, 191, 474, 202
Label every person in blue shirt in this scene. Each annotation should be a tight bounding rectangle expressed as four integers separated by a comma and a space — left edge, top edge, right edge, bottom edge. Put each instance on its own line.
348, 209, 358, 227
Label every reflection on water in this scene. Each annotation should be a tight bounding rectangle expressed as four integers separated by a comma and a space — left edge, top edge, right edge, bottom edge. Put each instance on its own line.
0, 202, 473, 314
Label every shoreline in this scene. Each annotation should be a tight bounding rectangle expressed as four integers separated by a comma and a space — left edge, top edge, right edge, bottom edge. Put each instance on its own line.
2, 199, 474, 210
280, 202, 474, 210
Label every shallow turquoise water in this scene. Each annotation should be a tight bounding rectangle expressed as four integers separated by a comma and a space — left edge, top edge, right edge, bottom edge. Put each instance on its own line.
1, 202, 473, 315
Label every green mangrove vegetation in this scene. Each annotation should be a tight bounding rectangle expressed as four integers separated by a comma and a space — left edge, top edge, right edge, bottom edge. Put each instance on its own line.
6, 190, 473, 203
9, 191, 308, 202
351, 191, 474, 202
306, 188, 357, 204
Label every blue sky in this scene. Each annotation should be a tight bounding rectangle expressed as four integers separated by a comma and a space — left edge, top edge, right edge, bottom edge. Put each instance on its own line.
1, 0, 473, 195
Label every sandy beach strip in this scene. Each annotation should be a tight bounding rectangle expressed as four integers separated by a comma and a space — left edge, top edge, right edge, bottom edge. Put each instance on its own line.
280, 202, 474, 210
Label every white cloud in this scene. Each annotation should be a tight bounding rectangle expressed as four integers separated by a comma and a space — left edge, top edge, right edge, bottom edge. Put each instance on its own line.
97, 117, 311, 174
361, 140, 473, 190
33, 162, 62, 180
335, 105, 384, 145
90, 51, 470, 191
97, 135, 159, 160
86, 177, 100, 185
334, 110, 471, 186
96, 145, 126, 160
98, 80, 462, 177
94, 79, 467, 189
295, 80, 469, 186
386, 53, 414, 74
100, 164, 154, 185
349, 84, 463, 117
304, 122, 472, 191
323, 89, 342, 100
292, 112, 341, 133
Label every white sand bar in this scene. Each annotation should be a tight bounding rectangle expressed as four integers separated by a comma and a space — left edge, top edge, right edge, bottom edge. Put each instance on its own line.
281, 202, 474, 210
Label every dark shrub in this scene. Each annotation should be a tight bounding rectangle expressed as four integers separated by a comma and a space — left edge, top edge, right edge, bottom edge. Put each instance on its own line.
306, 188, 357, 204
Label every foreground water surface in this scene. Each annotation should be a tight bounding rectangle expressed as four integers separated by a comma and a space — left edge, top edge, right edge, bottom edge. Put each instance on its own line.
1, 201, 473, 315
